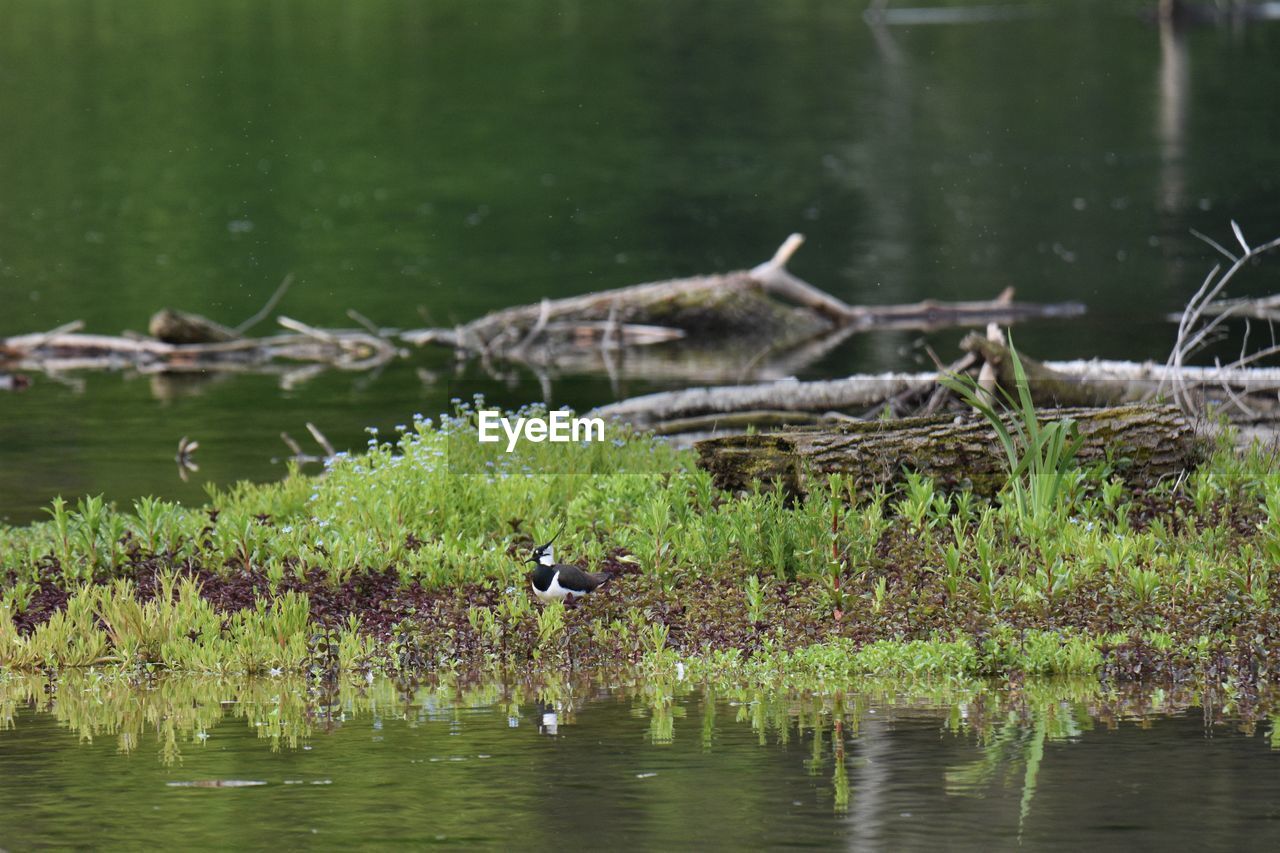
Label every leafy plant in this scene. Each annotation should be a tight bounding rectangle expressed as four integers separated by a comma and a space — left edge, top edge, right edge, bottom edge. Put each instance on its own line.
744, 575, 767, 624
941, 338, 1085, 529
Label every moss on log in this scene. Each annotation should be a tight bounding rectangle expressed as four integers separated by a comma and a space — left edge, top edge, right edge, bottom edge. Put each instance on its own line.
695, 404, 1206, 498
149, 308, 240, 344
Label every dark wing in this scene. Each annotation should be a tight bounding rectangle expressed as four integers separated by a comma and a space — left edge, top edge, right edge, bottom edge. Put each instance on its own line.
553, 564, 611, 594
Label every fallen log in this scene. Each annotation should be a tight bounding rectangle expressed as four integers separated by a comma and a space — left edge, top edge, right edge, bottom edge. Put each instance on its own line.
695, 404, 1205, 498
150, 274, 295, 344
400, 234, 1086, 378
403, 236, 835, 358
593, 330, 1280, 440
148, 308, 239, 344
592, 374, 940, 430
595, 362, 1280, 439
0, 318, 399, 376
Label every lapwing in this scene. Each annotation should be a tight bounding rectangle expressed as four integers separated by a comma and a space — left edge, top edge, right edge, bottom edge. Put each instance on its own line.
526, 527, 611, 604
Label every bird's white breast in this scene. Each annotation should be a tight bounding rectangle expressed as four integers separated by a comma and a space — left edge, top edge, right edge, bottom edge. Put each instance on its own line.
532, 571, 576, 602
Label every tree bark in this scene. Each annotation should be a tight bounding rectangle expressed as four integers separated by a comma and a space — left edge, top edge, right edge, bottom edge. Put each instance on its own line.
592, 374, 939, 429
148, 308, 240, 344
695, 404, 1205, 498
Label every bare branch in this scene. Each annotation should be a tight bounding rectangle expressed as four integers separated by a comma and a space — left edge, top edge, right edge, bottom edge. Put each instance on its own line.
1189, 228, 1239, 264
305, 422, 336, 457
235, 273, 294, 335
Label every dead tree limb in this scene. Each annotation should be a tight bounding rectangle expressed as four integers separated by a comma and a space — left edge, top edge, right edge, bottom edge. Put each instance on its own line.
1167, 224, 1280, 416
591, 374, 941, 430
960, 333, 1146, 407
399, 234, 1085, 380
0, 325, 399, 375
236, 273, 294, 335
150, 274, 296, 343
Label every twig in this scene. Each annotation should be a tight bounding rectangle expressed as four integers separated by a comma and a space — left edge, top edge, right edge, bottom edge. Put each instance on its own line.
280, 431, 304, 457
235, 273, 294, 335
15, 320, 86, 353
750, 234, 857, 321
345, 308, 386, 338
306, 422, 337, 457
277, 315, 338, 344
601, 301, 620, 352
1189, 228, 1239, 264
1166, 224, 1280, 417
513, 298, 552, 355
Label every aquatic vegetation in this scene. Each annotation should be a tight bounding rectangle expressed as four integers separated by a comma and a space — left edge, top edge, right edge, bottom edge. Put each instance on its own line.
0, 578, 338, 675
1, 398, 1279, 683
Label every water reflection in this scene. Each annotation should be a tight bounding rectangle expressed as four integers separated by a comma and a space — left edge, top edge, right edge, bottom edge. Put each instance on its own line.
6, 2, 1280, 521
1157, 13, 1189, 215
0, 672, 1275, 776
3, 672, 1280, 847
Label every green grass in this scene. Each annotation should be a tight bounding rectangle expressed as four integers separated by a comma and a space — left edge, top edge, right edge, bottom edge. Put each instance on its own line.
1, 396, 1280, 682
0, 577, 375, 674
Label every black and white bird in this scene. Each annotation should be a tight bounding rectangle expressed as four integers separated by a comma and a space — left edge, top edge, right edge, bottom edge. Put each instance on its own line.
526, 529, 611, 604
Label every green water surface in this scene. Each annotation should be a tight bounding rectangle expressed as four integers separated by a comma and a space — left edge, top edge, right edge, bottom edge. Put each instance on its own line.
1, 674, 1279, 849
2, 0, 1280, 520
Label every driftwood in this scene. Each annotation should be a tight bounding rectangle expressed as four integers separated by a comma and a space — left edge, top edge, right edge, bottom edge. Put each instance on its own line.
695, 404, 1205, 498
275, 423, 338, 467
150, 274, 294, 344
0, 318, 399, 376
149, 309, 239, 344
960, 334, 1146, 408
0, 274, 404, 386
590, 225, 1280, 433
592, 374, 941, 431
594, 325, 1280, 445
401, 234, 1085, 380
0, 236, 1084, 388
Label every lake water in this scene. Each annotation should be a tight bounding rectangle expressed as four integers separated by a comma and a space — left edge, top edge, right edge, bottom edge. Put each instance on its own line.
3, 0, 1280, 521
1, 674, 1278, 850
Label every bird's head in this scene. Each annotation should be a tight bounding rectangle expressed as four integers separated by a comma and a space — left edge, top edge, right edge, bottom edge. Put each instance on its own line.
527, 524, 564, 567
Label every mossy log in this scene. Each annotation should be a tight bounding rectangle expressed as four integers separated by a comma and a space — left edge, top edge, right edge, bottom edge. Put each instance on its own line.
695, 404, 1205, 498
148, 308, 240, 344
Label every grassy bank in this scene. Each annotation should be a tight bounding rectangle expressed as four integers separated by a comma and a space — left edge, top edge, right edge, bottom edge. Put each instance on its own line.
3, 399, 1280, 685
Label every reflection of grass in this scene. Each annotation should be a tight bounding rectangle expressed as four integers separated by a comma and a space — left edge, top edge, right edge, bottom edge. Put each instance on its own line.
946, 696, 1091, 837
1, 670, 1269, 830
1019, 717, 1046, 837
